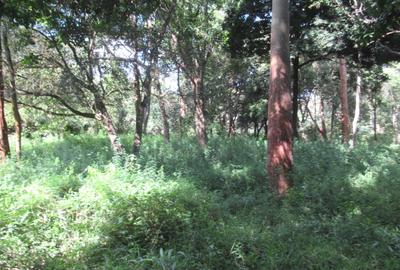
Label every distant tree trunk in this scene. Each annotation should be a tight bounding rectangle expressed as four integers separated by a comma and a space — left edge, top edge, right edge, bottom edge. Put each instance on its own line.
133, 57, 143, 155
305, 97, 325, 140
352, 70, 362, 147
192, 76, 207, 147
338, 58, 350, 144
94, 98, 124, 154
0, 26, 10, 162
369, 97, 378, 141
392, 107, 400, 144
267, 0, 293, 196
292, 55, 300, 139
372, 100, 378, 141
177, 67, 187, 135
142, 76, 151, 135
156, 68, 170, 143
132, 27, 143, 155
228, 113, 236, 137
320, 96, 327, 140
330, 98, 338, 140
3, 26, 22, 159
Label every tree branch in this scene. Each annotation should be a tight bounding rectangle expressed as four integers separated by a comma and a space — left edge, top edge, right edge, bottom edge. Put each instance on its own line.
19, 90, 95, 118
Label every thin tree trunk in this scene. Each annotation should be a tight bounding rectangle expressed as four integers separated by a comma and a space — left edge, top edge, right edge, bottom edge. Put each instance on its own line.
320, 96, 327, 140
267, 0, 293, 196
192, 77, 207, 147
392, 107, 400, 144
338, 58, 350, 144
156, 69, 170, 143
352, 70, 362, 147
373, 102, 378, 141
0, 25, 10, 162
3, 25, 22, 159
330, 98, 337, 140
177, 67, 187, 135
305, 100, 324, 139
143, 84, 151, 135
133, 59, 143, 155
95, 99, 124, 154
228, 113, 236, 137
292, 55, 300, 139
132, 25, 143, 155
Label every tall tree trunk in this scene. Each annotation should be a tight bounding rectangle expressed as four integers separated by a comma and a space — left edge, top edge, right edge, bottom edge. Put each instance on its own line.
352, 70, 362, 147
95, 99, 124, 154
3, 25, 22, 159
192, 77, 207, 147
292, 55, 300, 139
132, 27, 143, 155
156, 69, 170, 143
267, 0, 293, 196
0, 25, 10, 162
133, 60, 143, 155
338, 58, 350, 144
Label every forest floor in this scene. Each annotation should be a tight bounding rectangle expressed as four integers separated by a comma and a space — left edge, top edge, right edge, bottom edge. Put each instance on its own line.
1, 134, 400, 269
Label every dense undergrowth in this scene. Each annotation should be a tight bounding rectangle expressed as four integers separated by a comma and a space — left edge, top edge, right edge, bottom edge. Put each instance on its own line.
1, 134, 400, 269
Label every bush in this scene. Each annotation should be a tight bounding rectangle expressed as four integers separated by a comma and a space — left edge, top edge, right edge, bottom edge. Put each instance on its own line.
1, 135, 400, 269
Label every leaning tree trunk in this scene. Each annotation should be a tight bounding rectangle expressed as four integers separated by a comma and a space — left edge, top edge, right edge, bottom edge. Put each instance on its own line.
192, 77, 207, 147
3, 26, 22, 159
352, 70, 362, 147
94, 99, 124, 154
267, 0, 293, 197
338, 58, 350, 144
0, 26, 10, 162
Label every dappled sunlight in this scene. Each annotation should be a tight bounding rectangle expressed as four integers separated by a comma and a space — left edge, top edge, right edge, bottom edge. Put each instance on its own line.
1, 136, 400, 268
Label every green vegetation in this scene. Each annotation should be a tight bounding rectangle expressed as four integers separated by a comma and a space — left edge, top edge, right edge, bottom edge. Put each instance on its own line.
1, 0, 400, 269
1, 135, 399, 269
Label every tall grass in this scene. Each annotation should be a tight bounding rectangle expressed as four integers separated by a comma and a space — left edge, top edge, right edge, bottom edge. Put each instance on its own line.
1, 134, 399, 269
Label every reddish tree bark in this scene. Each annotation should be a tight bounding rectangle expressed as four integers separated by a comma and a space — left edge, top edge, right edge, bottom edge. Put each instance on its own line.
0, 28, 10, 162
338, 58, 350, 144
267, 0, 293, 196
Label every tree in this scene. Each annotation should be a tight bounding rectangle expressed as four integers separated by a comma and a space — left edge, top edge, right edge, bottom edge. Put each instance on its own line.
267, 0, 293, 196
2, 21, 23, 159
0, 21, 11, 162
338, 57, 350, 144
168, 0, 225, 147
128, 1, 175, 154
